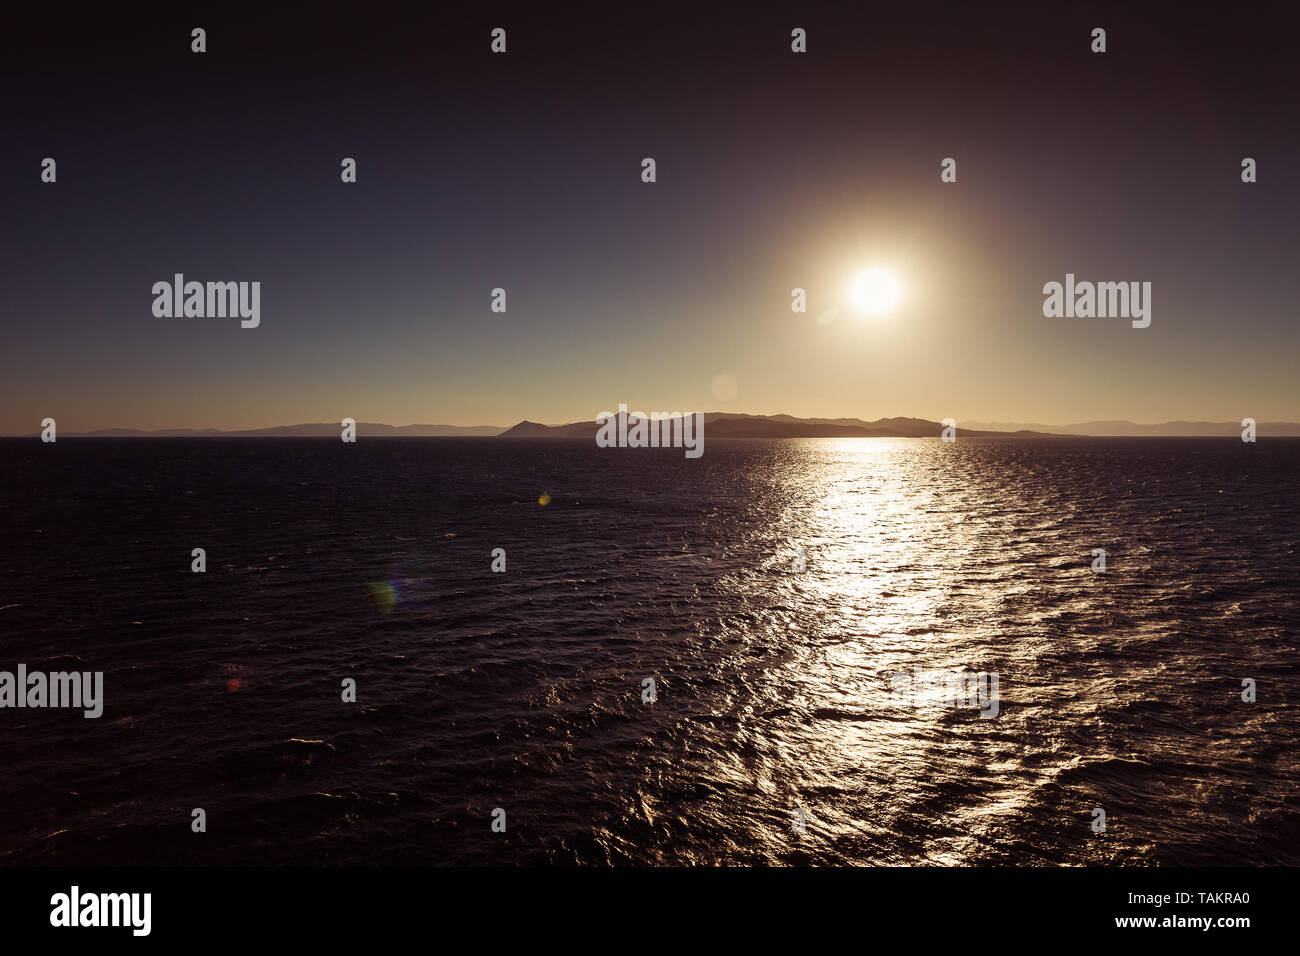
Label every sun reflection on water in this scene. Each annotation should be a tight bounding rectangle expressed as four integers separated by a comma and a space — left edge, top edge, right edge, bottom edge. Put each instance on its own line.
661, 438, 1088, 865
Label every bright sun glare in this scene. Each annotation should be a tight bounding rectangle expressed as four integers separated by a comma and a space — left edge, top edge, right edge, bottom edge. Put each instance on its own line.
849, 267, 902, 316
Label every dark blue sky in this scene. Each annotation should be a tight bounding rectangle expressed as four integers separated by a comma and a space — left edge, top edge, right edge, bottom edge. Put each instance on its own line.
4, 1, 1297, 431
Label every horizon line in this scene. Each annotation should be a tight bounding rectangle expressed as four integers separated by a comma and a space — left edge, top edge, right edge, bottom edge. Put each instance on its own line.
6, 412, 1298, 440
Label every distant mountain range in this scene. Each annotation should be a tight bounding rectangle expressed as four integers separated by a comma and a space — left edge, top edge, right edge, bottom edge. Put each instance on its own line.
8, 415, 1298, 438
499, 414, 1050, 438
16, 423, 503, 438
963, 420, 1300, 437
500, 413, 1300, 439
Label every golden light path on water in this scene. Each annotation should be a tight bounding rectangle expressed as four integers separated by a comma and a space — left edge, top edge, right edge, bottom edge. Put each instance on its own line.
760, 439, 1038, 863
725, 439, 1023, 864
597, 437, 1178, 865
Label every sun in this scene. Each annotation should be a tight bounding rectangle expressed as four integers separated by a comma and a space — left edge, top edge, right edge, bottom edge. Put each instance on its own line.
849, 267, 902, 316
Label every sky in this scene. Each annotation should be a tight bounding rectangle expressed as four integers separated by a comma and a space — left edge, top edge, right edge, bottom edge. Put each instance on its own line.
2, 1, 1297, 432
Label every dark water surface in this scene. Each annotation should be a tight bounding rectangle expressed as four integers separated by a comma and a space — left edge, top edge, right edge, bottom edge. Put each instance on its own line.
1, 437, 1296, 865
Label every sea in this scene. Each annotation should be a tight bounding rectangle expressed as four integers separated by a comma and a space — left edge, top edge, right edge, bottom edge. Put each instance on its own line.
0, 436, 1296, 865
